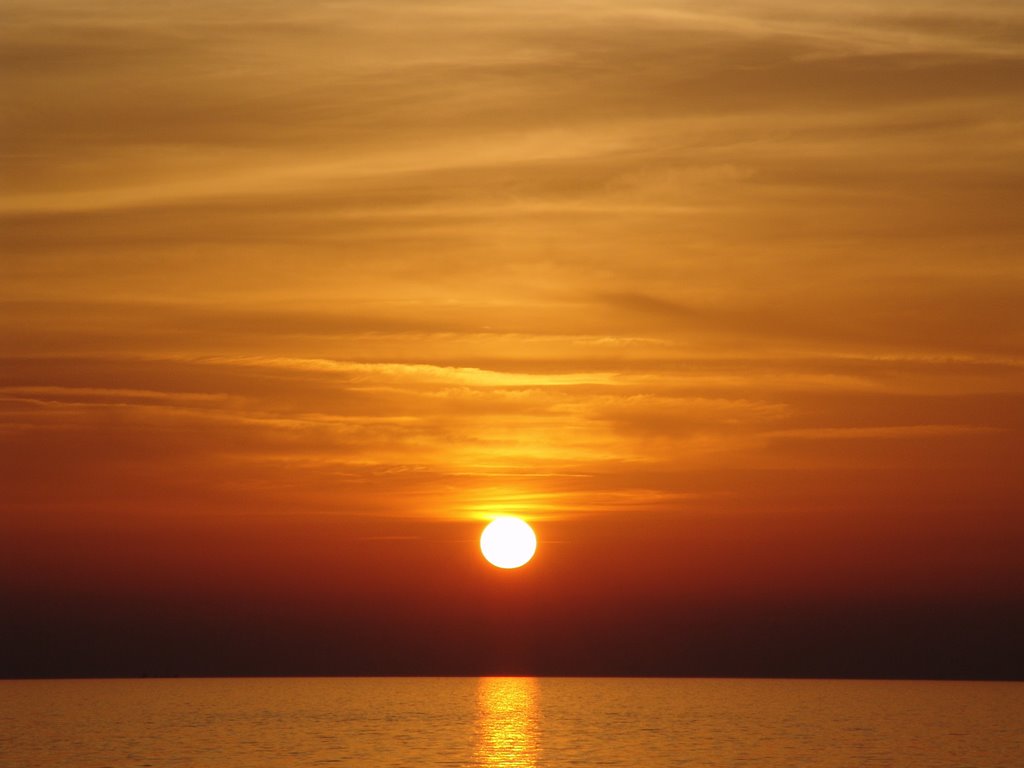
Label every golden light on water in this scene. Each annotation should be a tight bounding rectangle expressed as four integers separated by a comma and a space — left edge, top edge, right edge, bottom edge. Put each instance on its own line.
474, 678, 540, 768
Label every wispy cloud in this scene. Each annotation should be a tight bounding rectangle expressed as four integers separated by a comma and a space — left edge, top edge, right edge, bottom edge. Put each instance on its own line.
2, 0, 1021, 538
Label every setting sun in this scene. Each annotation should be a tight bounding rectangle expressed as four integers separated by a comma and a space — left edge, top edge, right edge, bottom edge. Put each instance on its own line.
480, 518, 537, 569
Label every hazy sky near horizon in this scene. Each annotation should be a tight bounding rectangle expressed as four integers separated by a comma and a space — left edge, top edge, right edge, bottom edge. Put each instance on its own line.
2, 0, 1023, 676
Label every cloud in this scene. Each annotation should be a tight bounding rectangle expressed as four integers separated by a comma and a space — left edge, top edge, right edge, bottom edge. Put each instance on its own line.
2, 0, 1022, 535
762, 424, 1003, 441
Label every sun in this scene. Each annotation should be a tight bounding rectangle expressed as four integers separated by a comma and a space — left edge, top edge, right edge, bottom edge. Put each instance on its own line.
480, 517, 537, 569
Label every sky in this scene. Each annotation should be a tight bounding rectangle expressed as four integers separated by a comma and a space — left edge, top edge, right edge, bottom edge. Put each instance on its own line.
2, 0, 1023, 679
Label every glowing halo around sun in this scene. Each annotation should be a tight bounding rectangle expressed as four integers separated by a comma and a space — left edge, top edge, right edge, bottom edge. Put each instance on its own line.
480, 517, 537, 569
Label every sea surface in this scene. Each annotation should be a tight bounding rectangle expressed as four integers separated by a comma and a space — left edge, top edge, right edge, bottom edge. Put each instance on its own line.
1, 678, 1021, 767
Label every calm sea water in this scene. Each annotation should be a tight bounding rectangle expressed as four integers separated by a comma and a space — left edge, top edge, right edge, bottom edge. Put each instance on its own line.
1, 678, 1021, 767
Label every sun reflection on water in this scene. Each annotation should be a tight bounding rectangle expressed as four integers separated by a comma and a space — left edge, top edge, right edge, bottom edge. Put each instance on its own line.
474, 677, 540, 768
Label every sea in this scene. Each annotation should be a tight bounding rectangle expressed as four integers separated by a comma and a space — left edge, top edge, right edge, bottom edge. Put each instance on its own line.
1, 677, 1021, 767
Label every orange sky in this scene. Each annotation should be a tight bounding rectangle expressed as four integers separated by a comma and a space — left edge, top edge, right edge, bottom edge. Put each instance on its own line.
2, 0, 1023, 678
